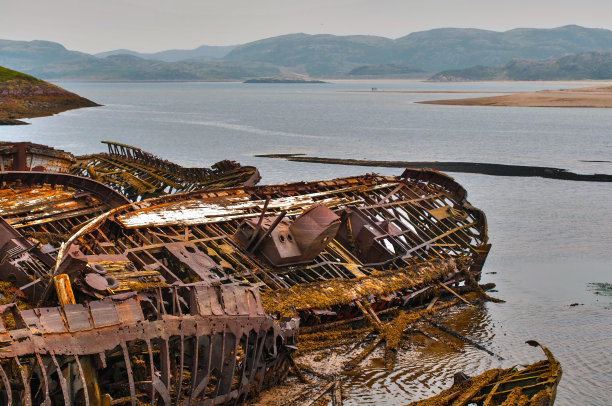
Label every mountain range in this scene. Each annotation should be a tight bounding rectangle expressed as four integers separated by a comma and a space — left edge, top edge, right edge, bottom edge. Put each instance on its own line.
430, 51, 612, 81
94, 45, 236, 62
2, 25, 612, 80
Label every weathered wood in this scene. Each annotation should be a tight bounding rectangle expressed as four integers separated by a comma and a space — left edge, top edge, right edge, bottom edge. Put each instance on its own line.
332, 380, 342, 406
302, 380, 336, 406
423, 317, 502, 359
438, 282, 471, 305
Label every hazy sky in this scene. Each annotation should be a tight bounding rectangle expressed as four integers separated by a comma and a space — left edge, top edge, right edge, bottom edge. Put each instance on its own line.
3, 0, 612, 54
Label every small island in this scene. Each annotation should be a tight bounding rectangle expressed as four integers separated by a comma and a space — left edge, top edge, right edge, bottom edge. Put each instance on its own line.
0, 66, 99, 125
243, 77, 327, 84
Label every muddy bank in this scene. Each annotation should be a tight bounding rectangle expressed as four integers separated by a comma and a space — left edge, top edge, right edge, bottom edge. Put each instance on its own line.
417, 85, 612, 107
256, 154, 612, 182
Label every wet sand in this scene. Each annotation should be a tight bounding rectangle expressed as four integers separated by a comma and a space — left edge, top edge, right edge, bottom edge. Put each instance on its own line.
417, 85, 612, 107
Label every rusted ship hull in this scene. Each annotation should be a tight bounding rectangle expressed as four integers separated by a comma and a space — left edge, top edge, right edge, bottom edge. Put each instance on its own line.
0, 284, 298, 405
0, 142, 75, 173
0, 171, 130, 302
0, 166, 490, 405
0, 140, 261, 202
60, 168, 490, 324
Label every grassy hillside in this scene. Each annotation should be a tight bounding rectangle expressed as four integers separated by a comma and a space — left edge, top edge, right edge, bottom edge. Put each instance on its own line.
0, 66, 98, 124
0, 39, 97, 73
0, 65, 43, 82
393, 25, 612, 70
429, 51, 612, 81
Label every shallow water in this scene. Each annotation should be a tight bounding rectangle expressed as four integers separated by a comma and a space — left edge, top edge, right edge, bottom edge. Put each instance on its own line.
2, 80, 611, 405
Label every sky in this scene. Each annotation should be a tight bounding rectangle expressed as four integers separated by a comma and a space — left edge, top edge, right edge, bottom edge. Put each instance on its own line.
2, 0, 612, 54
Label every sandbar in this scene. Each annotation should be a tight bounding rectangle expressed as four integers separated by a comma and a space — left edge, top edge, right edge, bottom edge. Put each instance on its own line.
417, 85, 612, 107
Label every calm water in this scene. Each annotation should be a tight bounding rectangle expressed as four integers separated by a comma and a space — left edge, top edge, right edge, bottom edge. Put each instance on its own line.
2, 80, 611, 405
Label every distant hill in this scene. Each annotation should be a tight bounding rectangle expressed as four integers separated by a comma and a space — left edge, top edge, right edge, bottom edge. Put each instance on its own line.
224, 33, 397, 77
3, 26, 612, 80
429, 51, 612, 81
0, 39, 98, 74
224, 25, 612, 75
95, 45, 236, 62
392, 25, 612, 70
0, 65, 98, 124
0, 40, 278, 80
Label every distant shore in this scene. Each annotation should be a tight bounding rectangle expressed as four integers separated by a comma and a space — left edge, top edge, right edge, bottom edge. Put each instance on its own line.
348, 90, 523, 94
417, 85, 612, 107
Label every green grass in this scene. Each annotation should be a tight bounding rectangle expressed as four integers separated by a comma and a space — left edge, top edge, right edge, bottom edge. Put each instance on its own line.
0, 66, 43, 82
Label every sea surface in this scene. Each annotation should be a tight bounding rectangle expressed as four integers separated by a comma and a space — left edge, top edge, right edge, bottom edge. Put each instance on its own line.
2, 80, 611, 405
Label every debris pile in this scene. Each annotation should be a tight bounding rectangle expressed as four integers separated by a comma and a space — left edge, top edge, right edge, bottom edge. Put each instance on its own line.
406, 341, 561, 406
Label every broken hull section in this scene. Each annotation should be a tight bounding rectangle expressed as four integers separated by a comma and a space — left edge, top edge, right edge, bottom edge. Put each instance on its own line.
64, 168, 490, 324
71, 141, 261, 201
406, 341, 562, 406
0, 142, 75, 173
0, 172, 130, 303
0, 284, 298, 405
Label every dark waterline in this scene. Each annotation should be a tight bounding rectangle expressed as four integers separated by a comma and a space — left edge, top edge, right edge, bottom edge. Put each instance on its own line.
256, 154, 612, 182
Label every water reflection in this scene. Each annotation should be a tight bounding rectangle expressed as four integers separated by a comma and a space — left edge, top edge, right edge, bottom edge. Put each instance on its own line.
343, 305, 498, 404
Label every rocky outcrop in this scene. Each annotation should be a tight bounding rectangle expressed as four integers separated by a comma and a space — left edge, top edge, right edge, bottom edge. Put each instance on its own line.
0, 66, 99, 125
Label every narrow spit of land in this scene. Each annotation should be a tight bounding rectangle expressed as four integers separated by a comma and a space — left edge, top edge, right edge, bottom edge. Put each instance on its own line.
255, 154, 612, 182
416, 85, 612, 107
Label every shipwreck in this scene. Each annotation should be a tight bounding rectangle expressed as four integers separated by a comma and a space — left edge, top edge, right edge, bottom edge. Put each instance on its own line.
0, 140, 511, 405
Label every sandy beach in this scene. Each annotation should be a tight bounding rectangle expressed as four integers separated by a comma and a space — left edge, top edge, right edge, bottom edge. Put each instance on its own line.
417, 85, 612, 107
